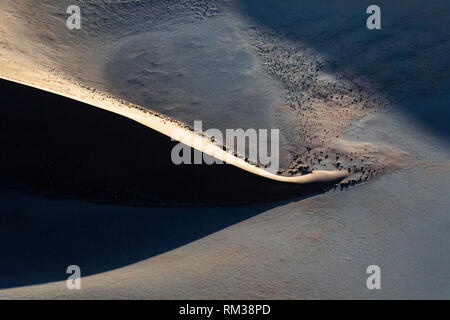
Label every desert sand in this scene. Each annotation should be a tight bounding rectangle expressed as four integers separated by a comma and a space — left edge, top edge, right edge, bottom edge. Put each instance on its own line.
0, 0, 449, 299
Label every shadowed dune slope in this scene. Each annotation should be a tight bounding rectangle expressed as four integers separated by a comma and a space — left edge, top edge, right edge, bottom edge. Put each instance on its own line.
238, 0, 450, 137
0, 79, 341, 206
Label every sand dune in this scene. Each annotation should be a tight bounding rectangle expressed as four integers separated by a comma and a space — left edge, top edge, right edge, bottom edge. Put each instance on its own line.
0, 0, 413, 179
0, 78, 346, 205
0, 0, 354, 204
0, 0, 449, 299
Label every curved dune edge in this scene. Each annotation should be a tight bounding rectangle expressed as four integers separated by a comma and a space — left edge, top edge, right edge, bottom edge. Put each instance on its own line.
0, 74, 347, 184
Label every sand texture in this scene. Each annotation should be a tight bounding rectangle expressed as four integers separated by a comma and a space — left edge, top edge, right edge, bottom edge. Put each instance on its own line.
0, 0, 449, 299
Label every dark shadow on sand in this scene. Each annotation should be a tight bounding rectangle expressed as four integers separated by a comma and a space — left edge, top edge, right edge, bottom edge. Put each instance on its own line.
237, 0, 450, 137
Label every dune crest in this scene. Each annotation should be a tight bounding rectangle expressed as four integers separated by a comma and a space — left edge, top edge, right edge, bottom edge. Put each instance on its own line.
0, 73, 347, 185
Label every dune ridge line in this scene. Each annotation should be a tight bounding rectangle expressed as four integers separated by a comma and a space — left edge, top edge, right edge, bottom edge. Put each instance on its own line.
0, 75, 347, 184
